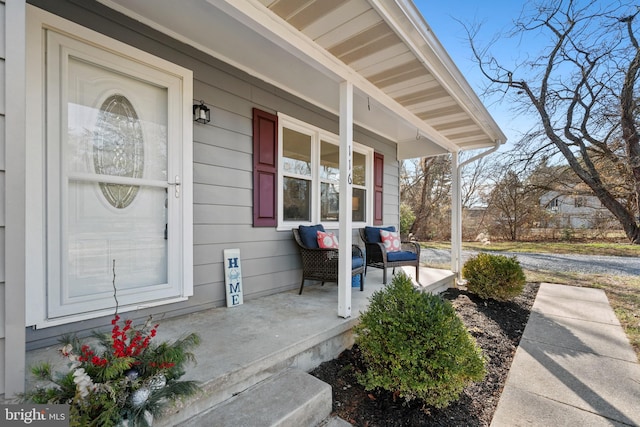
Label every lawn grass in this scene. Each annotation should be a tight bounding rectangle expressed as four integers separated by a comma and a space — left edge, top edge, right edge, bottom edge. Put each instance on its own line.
422, 240, 640, 361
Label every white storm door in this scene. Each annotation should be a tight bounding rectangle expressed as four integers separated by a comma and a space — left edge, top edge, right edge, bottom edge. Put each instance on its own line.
46, 30, 186, 319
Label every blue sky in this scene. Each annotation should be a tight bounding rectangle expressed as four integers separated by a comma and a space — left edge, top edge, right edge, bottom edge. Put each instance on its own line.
413, 1, 532, 149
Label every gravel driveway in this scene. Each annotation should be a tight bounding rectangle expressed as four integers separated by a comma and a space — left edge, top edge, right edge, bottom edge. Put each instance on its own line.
421, 247, 640, 277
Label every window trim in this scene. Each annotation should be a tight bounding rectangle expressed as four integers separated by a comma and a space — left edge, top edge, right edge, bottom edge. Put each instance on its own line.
277, 113, 373, 230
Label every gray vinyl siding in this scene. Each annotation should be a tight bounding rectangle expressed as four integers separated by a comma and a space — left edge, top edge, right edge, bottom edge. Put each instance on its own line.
0, 0, 5, 395
24, 0, 400, 349
380, 147, 401, 228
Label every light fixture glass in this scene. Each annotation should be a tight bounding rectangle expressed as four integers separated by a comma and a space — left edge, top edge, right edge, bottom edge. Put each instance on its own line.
193, 100, 210, 124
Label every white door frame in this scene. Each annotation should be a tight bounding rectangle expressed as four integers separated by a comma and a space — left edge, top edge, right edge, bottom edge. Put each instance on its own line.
25, 6, 193, 328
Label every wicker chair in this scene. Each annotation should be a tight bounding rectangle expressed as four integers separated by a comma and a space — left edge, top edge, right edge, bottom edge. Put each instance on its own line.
359, 226, 420, 285
293, 227, 365, 295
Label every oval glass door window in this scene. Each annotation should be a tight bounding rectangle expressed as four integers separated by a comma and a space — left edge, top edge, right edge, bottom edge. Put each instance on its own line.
94, 94, 144, 208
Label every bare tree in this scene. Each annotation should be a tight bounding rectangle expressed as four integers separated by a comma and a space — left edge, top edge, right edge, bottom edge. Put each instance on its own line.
469, 0, 640, 243
401, 156, 452, 239
485, 167, 548, 241
401, 153, 499, 240
460, 153, 495, 209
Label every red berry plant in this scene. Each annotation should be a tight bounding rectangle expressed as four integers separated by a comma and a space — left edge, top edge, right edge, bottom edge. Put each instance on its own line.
22, 259, 200, 427
24, 312, 200, 426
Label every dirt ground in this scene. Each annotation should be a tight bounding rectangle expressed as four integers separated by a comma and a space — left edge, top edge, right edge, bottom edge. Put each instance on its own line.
310, 282, 540, 427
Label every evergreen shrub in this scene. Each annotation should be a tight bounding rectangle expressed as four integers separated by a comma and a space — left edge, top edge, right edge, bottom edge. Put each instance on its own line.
462, 252, 526, 301
354, 273, 486, 408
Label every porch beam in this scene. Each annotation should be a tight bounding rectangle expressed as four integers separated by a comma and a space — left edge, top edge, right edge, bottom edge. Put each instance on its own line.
338, 81, 353, 318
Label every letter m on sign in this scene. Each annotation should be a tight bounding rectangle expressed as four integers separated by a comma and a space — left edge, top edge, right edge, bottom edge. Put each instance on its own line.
223, 249, 244, 307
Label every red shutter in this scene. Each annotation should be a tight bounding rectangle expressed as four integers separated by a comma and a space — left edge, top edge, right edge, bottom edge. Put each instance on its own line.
373, 152, 384, 225
253, 108, 278, 227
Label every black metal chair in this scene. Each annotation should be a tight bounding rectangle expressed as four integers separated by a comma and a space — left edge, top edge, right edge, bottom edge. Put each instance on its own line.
359, 226, 420, 284
292, 227, 365, 294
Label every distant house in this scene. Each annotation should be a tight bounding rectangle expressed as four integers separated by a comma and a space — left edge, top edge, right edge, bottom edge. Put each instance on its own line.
540, 190, 616, 229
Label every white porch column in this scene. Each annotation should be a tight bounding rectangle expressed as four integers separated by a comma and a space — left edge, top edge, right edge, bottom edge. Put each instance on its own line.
452, 142, 500, 283
338, 81, 353, 318
451, 151, 462, 281
5, 0, 27, 396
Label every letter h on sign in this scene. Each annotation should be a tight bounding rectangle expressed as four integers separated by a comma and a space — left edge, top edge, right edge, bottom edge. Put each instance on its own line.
223, 248, 243, 307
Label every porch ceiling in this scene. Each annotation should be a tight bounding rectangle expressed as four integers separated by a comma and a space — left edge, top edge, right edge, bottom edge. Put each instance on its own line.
99, 0, 506, 158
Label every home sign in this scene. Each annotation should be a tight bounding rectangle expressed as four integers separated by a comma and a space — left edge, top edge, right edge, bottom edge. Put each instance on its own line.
223, 248, 244, 307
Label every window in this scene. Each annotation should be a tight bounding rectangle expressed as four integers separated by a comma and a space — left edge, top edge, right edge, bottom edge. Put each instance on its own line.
283, 127, 312, 221
320, 140, 339, 222
278, 115, 372, 228
352, 152, 367, 222
548, 197, 560, 211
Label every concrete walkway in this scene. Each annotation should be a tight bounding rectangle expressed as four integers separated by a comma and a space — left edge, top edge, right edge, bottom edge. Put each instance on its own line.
491, 283, 640, 426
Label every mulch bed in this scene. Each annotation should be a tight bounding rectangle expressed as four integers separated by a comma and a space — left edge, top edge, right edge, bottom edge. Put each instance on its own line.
310, 282, 540, 426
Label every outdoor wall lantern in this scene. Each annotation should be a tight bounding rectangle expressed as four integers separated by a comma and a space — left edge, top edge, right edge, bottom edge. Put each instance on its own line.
193, 100, 210, 124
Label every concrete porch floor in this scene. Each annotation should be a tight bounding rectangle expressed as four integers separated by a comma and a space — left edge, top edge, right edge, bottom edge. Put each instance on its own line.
26, 266, 454, 426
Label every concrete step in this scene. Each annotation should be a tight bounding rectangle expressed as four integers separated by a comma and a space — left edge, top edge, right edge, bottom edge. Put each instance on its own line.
420, 277, 452, 295
27, 268, 449, 426
150, 287, 365, 426
401, 266, 455, 294
182, 369, 332, 427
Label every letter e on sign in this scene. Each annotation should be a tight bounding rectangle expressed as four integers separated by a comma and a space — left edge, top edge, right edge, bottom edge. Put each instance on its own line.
223, 249, 243, 307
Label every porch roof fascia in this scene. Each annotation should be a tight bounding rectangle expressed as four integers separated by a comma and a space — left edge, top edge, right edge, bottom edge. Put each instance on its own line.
96, 0, 506, 158
372, 0, 506, 151
210, 0, 459, 154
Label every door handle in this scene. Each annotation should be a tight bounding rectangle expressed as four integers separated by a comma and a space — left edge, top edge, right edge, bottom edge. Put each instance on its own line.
168, 175, 180, 198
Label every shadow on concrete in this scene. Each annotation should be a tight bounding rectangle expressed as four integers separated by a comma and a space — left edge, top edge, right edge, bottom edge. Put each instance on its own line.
518, 312, 638, 426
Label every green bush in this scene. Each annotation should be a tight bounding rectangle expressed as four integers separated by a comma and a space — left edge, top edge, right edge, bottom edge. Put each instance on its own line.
462, 252, 526, 301
561, 228, 575, 241
399, 203, 415, 237
354, 273, 485, 408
